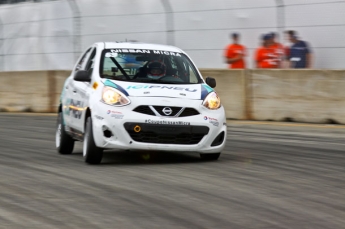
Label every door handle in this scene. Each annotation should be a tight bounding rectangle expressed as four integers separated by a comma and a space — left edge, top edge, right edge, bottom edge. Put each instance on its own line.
73, 90, 77, 93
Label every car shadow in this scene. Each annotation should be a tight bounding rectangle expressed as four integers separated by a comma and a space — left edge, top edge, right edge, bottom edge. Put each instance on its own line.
71, 150, 219, 166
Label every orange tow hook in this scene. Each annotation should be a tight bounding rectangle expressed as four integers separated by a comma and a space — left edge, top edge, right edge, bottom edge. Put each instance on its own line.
134, 125, 141, 133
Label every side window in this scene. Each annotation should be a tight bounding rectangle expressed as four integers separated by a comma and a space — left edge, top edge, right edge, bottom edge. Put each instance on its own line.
189, 65, 198, 83
75, 48, 91, 71
85, 49, 97, 76
178, 57, 199, 83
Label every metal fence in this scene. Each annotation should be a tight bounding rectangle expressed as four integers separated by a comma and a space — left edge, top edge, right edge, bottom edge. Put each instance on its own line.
0, 0, 344, 71
0, 0, 56, 4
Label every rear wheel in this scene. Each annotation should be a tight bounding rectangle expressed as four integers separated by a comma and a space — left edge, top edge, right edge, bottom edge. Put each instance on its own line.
200, 153, 221, 161
56, 113, 74, 154
83, 117, 103, 164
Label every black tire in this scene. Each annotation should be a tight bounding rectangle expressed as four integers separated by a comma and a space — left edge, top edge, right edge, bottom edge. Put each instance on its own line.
200, 153, 221, 161
56, 113, 74, 154
83, 117, 103, 164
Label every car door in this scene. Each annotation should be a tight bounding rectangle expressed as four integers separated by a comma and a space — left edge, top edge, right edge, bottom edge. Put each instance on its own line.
63, 47, 92, 129
69, 47, 97, 132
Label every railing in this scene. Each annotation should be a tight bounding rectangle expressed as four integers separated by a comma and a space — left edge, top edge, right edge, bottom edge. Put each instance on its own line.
0, 0, 344, 71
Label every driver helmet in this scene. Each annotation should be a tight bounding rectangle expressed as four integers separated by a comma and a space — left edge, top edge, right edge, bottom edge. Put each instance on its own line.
147, 60, 166, 79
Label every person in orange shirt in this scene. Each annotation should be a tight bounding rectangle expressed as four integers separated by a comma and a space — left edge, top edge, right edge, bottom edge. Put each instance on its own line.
269, 32, 285, 68
224, 33, 246, 69
255, 34, 279, 68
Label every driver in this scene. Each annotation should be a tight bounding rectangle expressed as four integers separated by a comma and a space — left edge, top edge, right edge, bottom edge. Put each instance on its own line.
147, 60, 166, 79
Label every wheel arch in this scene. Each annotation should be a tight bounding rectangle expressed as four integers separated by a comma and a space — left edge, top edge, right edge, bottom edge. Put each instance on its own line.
58, 104, 62, 113
84, 107, 92, 130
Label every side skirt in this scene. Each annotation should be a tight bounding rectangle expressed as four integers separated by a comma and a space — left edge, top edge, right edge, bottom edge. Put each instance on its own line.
65, 126, 84, 141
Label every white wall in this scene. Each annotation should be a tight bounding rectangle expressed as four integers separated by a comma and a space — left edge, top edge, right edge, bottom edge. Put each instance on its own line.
0, 0, 344, 71
284, 0, 345, 69
0, 0, 74, 70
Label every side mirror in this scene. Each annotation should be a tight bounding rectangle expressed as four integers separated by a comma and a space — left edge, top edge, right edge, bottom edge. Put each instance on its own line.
74, 70, 91, 82
205, 77, 216, 88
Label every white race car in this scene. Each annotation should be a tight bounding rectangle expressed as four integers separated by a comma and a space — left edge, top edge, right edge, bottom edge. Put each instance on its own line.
56, 42, 227, 164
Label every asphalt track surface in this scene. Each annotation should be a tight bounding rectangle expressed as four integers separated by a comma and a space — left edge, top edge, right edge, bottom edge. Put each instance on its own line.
0, 114, 344, 229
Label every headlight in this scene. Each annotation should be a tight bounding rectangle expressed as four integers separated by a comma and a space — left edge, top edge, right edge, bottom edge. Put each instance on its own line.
202, 92, 221, 110
102, 86, 130, 106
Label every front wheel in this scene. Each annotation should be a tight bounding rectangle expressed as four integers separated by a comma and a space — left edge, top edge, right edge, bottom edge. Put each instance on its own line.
56, 113, 74, 154
200, 153, 221, 161
83, 117, 103, 164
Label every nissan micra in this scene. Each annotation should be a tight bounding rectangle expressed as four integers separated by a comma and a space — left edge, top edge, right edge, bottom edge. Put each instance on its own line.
56, 42, 227, 164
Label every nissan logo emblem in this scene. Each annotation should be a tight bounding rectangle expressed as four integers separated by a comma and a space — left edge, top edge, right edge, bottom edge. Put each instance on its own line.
162, 107, 173, 116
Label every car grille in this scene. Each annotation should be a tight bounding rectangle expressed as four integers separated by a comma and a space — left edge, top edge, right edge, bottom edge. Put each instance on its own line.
133, 105, 200, 117
124, 123, 209, 145
152, 106, 181, 116
179, 108, 200, 117
133, 106, 155, 116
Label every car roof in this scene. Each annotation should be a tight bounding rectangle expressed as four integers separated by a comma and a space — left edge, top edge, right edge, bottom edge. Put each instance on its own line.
100, 42, 184, 53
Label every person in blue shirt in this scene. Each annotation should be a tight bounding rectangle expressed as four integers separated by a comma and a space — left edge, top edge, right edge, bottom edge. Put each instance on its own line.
285, 30, 312, 68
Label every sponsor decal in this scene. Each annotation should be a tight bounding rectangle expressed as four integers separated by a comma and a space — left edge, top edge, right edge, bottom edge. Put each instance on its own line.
209, 120, 219, 127
109, 49, 182, 56
145, 119, 190, 125
64, 98, 83, 119
95, 115, 104, 120
201, 84, 214, 100
204, 116, 219, 126
126, 85, 197, 92
111, 114, 124, 119
107, 110, 124, 119
204, 116, 218, 121
104, 80, 129, 96
107, 110, 122, 114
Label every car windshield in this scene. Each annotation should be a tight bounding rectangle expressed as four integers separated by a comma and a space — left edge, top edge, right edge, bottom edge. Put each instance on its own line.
100, 49, 202, 84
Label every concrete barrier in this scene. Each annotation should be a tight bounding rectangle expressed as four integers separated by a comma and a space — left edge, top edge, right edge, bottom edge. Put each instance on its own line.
202, 69, 345, 124
1, 69, 345, 124
249, 69, 345, 124
0, 71, 70, 112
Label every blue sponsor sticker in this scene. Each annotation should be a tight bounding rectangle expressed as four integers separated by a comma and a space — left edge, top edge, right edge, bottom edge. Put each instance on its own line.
201, 84, 214, 100
104, 80, 129, 96
126, 85, 197, 92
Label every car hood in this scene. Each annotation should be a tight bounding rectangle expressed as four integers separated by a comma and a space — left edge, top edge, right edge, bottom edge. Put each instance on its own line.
101, 79, 214, 100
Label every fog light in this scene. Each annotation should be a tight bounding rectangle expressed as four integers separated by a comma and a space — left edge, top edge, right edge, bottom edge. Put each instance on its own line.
103, 129, 112, 138
211, 131, 225, 146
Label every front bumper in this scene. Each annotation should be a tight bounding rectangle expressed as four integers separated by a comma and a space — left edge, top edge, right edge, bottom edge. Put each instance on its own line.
91, 97, 227, 153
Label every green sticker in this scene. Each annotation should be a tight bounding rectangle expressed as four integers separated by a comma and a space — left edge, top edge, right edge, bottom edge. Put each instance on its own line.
202, 84, 213, 93
104, 80, 118, 88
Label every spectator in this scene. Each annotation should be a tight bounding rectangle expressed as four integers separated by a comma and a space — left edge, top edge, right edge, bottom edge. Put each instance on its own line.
270, 32, 285, 68
255, 34, 279, 68
285, 30, 312, 68
224, 33, 246, 69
